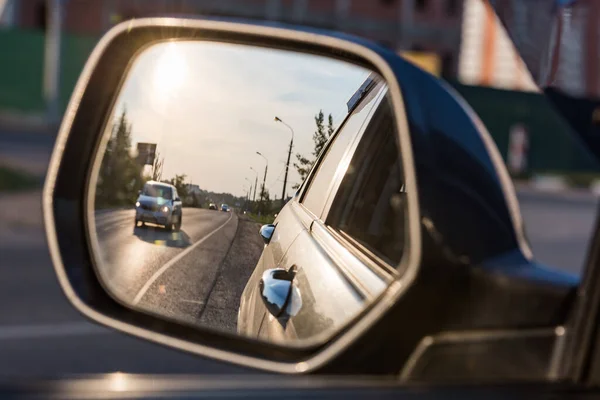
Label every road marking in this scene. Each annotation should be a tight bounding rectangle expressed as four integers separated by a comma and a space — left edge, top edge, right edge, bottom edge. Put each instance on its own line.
179, 299, 205, 305
0, 322, 109, 340
132, 212, 234, 305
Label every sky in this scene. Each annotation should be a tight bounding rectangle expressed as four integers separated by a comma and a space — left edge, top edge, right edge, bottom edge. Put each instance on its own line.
110, 40, 372, 198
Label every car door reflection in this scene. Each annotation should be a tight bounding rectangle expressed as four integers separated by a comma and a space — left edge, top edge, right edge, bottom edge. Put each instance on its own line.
132, 225, 192, 248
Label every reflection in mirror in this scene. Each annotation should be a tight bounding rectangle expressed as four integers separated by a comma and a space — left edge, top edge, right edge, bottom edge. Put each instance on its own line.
90, 40, 401, 346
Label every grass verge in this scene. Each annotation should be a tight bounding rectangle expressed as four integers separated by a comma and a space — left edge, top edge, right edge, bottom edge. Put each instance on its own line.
245, 212, 276, 225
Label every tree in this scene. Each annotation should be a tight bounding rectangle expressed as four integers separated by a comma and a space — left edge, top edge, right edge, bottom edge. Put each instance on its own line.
327, 113, 335, 138
257, 187, 272, 215
293, 110, 334, 189
166, 174, 189, 199
312, 110, 328, 157
96, 109, 144, 207
152, 151, 164, 181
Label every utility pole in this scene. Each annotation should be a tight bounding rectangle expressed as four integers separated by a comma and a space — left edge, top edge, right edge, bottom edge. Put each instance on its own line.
244, 178, 253, 211
256, 152, 268, 202
250, 167, 258, 202
44, 0, 66, 127
275, 116, 295, 203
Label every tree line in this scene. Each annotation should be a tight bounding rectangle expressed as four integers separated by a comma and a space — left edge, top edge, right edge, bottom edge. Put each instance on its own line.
96, 108, 338, 211
95, 110, 192, 209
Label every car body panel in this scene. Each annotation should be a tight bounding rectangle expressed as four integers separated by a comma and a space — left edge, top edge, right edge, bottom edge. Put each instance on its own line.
0, 376, 596, 399
260, 226, 385, 345
240, 80, 393, 344
238, 200, 309, 337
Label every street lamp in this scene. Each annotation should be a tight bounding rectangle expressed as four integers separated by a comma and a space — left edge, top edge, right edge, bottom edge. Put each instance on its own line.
274, 116, 294, 203
256, 151, 268, 202
249, 167, 258, 202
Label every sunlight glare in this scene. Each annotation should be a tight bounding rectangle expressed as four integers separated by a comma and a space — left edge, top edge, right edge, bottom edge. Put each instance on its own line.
152, 43, 187, 98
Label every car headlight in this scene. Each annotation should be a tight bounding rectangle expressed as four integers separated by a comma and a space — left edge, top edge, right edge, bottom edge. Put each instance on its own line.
135, 201, 140, 208
161, 206, 170, 213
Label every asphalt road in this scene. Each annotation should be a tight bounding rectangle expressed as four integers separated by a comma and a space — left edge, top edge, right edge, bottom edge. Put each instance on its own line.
0, 130, 53, 176
93, 208, 263, 333
518, 188, 597, 275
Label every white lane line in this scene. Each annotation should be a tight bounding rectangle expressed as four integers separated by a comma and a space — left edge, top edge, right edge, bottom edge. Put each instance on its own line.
0, 322, 109, 340
132, 212, 234, 305
179, 300, 205, 305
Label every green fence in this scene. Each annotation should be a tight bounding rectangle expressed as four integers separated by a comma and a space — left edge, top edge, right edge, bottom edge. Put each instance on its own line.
0, 28, 97, 113
450, 81, 600, 174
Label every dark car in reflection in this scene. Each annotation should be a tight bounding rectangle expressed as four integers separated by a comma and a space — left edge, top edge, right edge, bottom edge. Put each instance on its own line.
135, 181, 183, 231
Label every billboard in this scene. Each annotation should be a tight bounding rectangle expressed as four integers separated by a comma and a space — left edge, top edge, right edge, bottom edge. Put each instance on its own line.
136, 143, 156, 166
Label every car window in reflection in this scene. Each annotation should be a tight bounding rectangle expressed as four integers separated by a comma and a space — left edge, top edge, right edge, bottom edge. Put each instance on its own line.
327, 94, 406, 266
142, 183, 173, 199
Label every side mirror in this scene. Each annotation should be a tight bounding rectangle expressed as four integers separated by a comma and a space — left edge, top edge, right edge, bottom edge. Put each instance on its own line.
259, 224, 275, 245
45, 15, 547, 379
259, 268, 295, 318
44, 17, 427, 375
138, 189, 142, 195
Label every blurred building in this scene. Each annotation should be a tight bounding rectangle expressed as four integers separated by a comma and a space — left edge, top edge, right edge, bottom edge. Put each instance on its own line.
7, 0, 464, 78
459, 0, 600, 97
490, 0, 600, 99
458, 0, 537, 92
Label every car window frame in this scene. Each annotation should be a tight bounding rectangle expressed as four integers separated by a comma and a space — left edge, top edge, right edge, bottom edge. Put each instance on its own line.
322, 88, 403, 274
297, 80, 387, 220
319, 86, 390, 222
314, 87, 401, 280
298, 84, 400, 298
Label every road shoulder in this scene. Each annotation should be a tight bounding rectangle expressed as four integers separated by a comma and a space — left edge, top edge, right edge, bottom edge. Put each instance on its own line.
198, 214, 264, 333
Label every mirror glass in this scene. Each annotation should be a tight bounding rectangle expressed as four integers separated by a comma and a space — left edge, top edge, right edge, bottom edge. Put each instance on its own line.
90, 40, 404, 346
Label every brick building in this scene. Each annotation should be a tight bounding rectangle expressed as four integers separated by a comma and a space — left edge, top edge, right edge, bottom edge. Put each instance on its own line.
4, 0, 464, 78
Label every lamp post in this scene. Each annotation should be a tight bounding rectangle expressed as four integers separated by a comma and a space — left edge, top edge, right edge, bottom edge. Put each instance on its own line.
274, 116, 294, 204
249, 167, 258, 202
256, 151, 268, 202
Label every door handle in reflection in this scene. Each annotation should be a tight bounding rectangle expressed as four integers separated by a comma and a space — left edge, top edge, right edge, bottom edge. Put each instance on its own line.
259, 224, 276, 244
259, 267, 301, 319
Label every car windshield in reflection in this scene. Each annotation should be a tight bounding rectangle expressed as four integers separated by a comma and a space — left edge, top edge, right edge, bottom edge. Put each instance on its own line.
143, 184, 172, 199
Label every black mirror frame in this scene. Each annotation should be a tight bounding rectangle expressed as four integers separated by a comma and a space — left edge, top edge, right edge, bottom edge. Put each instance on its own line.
42, 17, 421, 373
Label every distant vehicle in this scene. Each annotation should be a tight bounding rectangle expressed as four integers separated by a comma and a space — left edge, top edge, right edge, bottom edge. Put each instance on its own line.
135, 181, 183, 231
221, 204, 230, 212
209, 203, 217, 210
